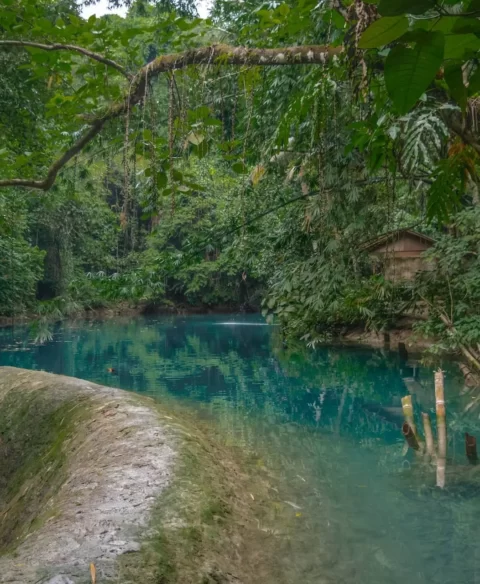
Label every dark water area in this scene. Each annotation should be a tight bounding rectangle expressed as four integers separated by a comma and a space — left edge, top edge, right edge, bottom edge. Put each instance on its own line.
1, 314, 480, 584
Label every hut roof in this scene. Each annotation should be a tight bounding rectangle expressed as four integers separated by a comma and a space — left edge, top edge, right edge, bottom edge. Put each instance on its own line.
360, 228, 435, 253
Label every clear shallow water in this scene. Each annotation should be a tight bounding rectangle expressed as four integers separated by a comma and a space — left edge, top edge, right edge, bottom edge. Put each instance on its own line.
1, 314, 480, 584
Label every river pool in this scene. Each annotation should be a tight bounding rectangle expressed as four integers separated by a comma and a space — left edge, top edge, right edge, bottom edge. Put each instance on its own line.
0, 314, 479, 584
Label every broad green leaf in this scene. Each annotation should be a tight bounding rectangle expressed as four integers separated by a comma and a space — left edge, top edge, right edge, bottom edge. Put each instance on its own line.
322, 9, 345, 29
193, 141, 209, 159
232, 161, 247, 174
156, 172, 167, 188
445, 34, 480, 59
445, 64, 467, 110
468, 66, 480, 95
378, 0, 435, 16
172, 168, 184, 181
413, 16, 457, 34
359, 16, 408, 49
385, 32, 444, 114
451, 17, 480, 34
204, 117, 222, 127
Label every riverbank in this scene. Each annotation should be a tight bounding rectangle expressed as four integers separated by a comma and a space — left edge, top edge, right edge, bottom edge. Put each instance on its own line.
0, 368, 284, 584
0, 300, 259, 328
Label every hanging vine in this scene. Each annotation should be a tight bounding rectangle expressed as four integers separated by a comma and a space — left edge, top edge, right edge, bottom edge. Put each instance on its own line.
122, 87, 132, 232
168, 72, 175, 215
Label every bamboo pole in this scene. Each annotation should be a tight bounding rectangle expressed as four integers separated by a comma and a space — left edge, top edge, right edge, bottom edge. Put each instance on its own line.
435, 369, 447, 488
402, 422, 420, 451
401, 395, 423, 453
401, 395, 417, 433
422, 412, 435, 459
465, 433, 478, 464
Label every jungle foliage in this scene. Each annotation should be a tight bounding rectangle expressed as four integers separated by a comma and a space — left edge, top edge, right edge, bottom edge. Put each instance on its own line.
1, 0, 480, 372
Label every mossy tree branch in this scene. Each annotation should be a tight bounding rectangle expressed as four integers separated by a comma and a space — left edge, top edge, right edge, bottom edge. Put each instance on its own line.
0, 43, 342, 191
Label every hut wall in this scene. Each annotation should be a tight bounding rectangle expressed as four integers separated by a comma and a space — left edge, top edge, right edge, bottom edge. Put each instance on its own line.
383, 255, 432, 282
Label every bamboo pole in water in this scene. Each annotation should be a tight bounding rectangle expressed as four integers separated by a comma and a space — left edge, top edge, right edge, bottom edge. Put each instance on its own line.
422, 412, 435, 459
401, 395, 423, 453
401, 395, 416, 432
435, 369, 446, 488
465, 433, 478, 464
402, 422, 420, 450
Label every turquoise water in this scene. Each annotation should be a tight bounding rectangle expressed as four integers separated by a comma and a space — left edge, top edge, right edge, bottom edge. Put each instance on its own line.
1, 314, 479, 584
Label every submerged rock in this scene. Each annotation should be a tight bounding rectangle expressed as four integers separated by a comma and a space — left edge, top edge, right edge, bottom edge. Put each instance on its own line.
0, 367, 176, 584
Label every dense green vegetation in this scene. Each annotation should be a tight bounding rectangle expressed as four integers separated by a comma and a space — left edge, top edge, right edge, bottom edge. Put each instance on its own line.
1, 0, 480, 375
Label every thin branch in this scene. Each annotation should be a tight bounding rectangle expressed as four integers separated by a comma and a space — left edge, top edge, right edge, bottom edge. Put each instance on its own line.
0, 120, 107, 190
0, 40, 130, 79
0, 43, 341, 191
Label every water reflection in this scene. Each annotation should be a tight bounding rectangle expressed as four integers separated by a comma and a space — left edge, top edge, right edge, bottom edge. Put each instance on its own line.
0, 314, 477, 584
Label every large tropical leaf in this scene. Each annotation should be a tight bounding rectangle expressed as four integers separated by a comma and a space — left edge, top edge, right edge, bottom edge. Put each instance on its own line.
359, 16, 409, 49
445, 64, 467, 110
444, 34, 480, 59
378, 0, 436, 16
385, 32, 444, 114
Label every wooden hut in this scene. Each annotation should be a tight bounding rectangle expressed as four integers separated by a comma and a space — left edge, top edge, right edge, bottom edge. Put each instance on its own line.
361, 229, 435, 282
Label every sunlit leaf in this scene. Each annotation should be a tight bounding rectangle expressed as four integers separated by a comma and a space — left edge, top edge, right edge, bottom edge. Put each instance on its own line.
250, 164, 266, 186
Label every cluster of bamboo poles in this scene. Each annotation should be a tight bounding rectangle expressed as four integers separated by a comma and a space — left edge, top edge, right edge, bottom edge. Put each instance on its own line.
401, 369, 477, 489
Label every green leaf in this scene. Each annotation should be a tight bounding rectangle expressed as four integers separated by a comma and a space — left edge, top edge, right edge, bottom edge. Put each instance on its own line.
193, 141, 209, 159
359, 16, 409, 49
378, 0, 435, 16
204, 117, 222, 127
445, 34, 480, 59
468, 66, 480, 95
451, 17, 480, 34
175, 17, 199, 31
172, 168, 184, 181
156, 172, 167, 188
232, 161, 247, 174
445, 64, 467, 110
322, 9, 345, 29
385, 32, 444, 114
413, 17, 457, 34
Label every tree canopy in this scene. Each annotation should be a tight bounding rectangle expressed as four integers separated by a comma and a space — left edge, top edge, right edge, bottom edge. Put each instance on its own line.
1, 0, 480, 376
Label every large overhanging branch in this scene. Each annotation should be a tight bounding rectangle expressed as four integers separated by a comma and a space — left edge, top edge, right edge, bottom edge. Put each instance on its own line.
0, 40, 130, 79
0, 43, 342, 191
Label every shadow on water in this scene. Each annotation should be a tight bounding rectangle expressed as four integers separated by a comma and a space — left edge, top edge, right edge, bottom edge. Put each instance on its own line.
0, 314, 479, 584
